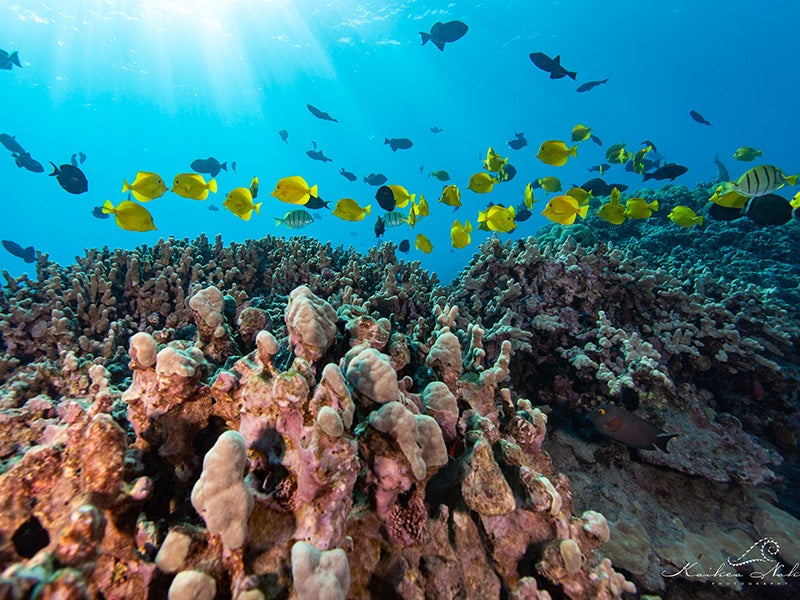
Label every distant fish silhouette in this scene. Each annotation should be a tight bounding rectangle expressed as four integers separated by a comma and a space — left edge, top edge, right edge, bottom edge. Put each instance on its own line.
576, 78, 608, 92
307, 104, 338, 122
385, 137, 413, 151
590, 134, 603, 146
0, 133, 25, 154
529, 52, 577, 80
508, 132, 527, 150
190, 157, 227, 178
279, 129, 288, 143
339, 168, 357, 182
13, 152, 43, 173
363, 173, 388, 186
208, 204, 220, 212
0, 49, 21, 70
419, 20, 468, 51
690, 110, 712, 126
713, 154, 730, 181
306, 149, 333, 162
70, 152, 87, 166
2, 240, 35, 263
91, 206, 109, 219
430, 126, 443, 133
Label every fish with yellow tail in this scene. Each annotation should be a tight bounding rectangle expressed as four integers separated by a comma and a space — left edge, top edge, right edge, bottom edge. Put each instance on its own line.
565, 186, 592, 206
271, 175, 318, 205
624, 198, 658, 219
438, 184, 461, 209
541, 195, 588, 225
537, 176, 562, 193
172, 173, 217, 200
483, 147, 508, 173
477, 204, 516, 233
791, 190, 800, 209
102, 199, 156, 232
332, 198, 371, 221
223, 187, 261, 221
450, 219, 472, 248
524, 182, 536, 209
719, 164, 798, 198
668, 206, 703, 228
596, 187, 627, 225
388, 184, 415, 208
732, 147, 762, 161
536, 140, 577, 167
468, 172, 498, 194
415, 234, 433, 253
708, 185, 748, 209
122, 171, 168, 202
415, 194, 429, 217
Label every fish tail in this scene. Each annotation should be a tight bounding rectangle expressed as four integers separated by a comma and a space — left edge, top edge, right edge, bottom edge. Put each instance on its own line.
122, 179, 131, 193
48, 162, 58, 176
253, 202, 262, 214
655, 433, 678, 453
364, 204, 371, 215
309, 184, 318, 198
9, 51, 20, 67
274, 216, 283, 226
419, 32, 430, 45
696, 215, 704, 226
101, 199, 115, 214
208, 178, 217, 193
650, 200, 659, 211
568, 145, 578, 158
566, 70, 577, 80
384, 138, 391, 145
786, 174, 799, 186
220, 162, 228, 171
577, 205, 589, 218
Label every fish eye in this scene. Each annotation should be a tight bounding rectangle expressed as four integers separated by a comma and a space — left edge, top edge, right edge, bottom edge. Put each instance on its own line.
598, 408, 605, 415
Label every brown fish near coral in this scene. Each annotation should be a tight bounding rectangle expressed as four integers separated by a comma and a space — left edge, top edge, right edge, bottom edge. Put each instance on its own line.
590, 404, 677, 452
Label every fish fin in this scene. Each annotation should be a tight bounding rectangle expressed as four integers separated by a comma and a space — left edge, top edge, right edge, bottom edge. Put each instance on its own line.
220, 162, 228, 171
650, 200, 659, 211
309, 184, 318, 198
48, 162, 59, 176
122, 179, 131, 193
101, 199, 115, 214
433, 39, 446, 51
208, 178, 217, 193
577, 205, 589, 218
419, 32, 430, 45
654, 433, 678, 453
274, 217, 282, 226
566, 70, 577, 80
9, 51, 20, 67
364, 204, 371, 215
696, 215, 704, 226
786, 174, 799, 186
569, 145, 578, 158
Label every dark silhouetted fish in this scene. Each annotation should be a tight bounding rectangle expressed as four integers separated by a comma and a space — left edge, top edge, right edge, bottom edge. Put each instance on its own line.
279, 129, 288, 143
208, 204, 220, 212
79, 151, 86, 164
581, 178, 627, 197
374, 216, 385, 238
0, 133, 25, 154
91, 206, 109, 219
590, 134, 603, 146
398, 239, 410, 253
0, 49, 21, 70
364, 173, 388, 186
305, 195, 330, 210
70, 152, 86, 166
306, 149, 333, 162
375, 186, 396, 211
588, 163, 610, 174
231, 161, 236, 172
385, 137, 413, 151
707, 203, 741, 222
529, 52, 577, 80
2, 240, 35, 263
508, 132, 527, 150
641, 140, 658, 151
191, 157, 228, 178
642, 163, 688, 181
419, 20, 468, 51
713, 154, 730, 182
49, 162, 88, 194
430, 126, 443, 133
13, 152, 44, 173
689, 110, 711, 126
339, 168, 357, 182
307, 104, 338, 122
515, 204, 532, 222
498, 163, 517, 182
590, 404, 677, 452
576, 78, 608, 92
744, 194, 793, 225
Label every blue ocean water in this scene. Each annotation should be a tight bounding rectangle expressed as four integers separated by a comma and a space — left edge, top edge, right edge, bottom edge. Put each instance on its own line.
1, 0, 798, 282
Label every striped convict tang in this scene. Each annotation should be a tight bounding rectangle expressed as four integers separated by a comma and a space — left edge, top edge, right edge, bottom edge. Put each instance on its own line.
274, 209, 317, 229
724, 164, 799, 198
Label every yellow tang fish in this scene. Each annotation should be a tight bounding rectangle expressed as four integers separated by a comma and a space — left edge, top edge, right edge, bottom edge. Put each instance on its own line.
450, 219, 472, 249
596, 187, 627, 225
720, 165, 798, 198
416, 194, 429, 217
571, 124, 591, 142
732, 147, 762, 161
524, 182, 536, 208
624, 198, 658, 219
172, 173, 217, 200
439, 184, 461, 208
415, 233, 433, 253
565, 186, 592, 206
483, 147, 508, 173
223, 187, 262, 221
791, 190, 800, 209
122, 171, 168, 203
478, 204, 516, 233
102, 199, 156, 232
668, 206, 704, 228
708, 185, 748, 209
468, 172, 498, 194
536, 140, 577, 167
388, 184, 415, 208
408, 203, 417, 228
538, 176, 562, 193
541, 195, 588, 225
332, 198, 371, 221
271, 175, 318, 205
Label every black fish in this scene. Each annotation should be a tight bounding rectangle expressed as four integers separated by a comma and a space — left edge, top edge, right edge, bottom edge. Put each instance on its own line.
498, 164, 517, 182
0, 133, 25, 154
385, 137, 413, 152
91, 206, 109, 219
306, 149, 333, 162
642, 163, 688, 181
49, 162, 88, 194
590, 404, 676, 452
398, 239, 410, 253
581, 178, 627, 197
70, 152, 86, 166
576, 78, 608, 92
70, 153, 78, 166
13, 152, 44, 173
208, 204, 220, 212
375, 186, 396, 211
339, 168, 357, 182
0, 49, 21, 70
590, 134, 603, 146
191, 157, 227, 178
588, 163, 610, 174
79, 151, 86, 164
279, 129, 288, 143
707, 203, 741, 222
625, 157, 660, 173
713, 154, 730, 182
419, 20, 468, 51
307, 104, 338, 122
430, 126, 443, 133
364, 173, 388, 186
231, 161, 237, 172
515, 205, 532, 222
744, 194, 793, 226
529, 52, 577, 80
507, 132, 527, 150
689, 110, 711, 126
374, 216, 385, 238
2, 240, 35, 263
305, 195, 330, 210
